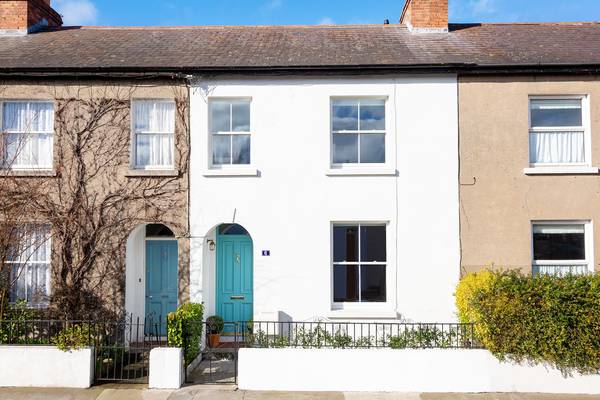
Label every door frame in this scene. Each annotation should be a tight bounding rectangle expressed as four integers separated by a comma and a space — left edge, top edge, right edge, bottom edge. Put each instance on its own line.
215, 232, 254, 324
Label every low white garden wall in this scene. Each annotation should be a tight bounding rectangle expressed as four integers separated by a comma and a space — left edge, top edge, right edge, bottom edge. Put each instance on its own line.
238, 348, 600, 394
0, 346, 93, 388
149, 347, 184, 390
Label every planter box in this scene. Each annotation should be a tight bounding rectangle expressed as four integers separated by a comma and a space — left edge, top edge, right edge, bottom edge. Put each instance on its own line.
0, 346, 93, 388
238, 348, 600, 394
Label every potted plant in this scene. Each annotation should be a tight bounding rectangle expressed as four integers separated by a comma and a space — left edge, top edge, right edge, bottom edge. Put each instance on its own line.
206, 315, 224, 348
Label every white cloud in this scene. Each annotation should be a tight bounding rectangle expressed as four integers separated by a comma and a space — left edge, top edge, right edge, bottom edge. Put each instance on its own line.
54, 0, 98, 26
318, 17, 335, 25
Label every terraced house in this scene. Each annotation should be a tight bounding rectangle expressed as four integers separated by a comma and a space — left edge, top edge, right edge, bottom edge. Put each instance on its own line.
1, 0, 599, 329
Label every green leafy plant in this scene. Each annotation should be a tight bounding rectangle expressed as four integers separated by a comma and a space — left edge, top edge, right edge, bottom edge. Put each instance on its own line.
388, 327, 458, 349
53, 324, 93, 351
0, 300, 42, 344
206, 315, 224, 334
456, 270, 600, 375
167, 302, 204, 365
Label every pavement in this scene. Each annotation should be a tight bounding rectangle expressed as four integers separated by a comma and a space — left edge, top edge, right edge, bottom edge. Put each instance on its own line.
0, 385, 599, 400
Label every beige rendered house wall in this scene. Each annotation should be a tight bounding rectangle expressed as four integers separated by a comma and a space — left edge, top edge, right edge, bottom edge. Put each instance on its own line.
0, 79, 190, 313
459, 75, 600, 275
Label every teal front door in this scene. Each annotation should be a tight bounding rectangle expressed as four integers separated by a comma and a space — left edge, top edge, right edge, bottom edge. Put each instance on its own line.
216, 234, 253, 326
145, 240, 178, 330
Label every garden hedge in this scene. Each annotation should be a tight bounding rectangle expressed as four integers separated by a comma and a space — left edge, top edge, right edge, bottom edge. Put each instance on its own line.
456, 270, 600, 375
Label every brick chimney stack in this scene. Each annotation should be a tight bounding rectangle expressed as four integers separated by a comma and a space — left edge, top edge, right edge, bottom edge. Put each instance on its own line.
0, 0, 63, 36
400, 0, 448, 32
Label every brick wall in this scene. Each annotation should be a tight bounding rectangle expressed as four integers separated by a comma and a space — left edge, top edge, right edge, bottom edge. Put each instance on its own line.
0, 0, 62, 32
0, 1, 29, 30
401, 0, 448, 31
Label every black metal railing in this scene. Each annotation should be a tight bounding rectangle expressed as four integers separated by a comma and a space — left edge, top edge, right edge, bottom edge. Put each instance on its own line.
242, 321, 481, 349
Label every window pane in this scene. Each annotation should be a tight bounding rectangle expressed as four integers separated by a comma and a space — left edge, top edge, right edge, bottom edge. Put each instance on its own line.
333, 133, 358, 164
360, 225, 386, 262
360, 101, 385, 130
232, 135, 251, 164
210, 102, 230, 133
333, 225, 358, 262
360, 265, 386, 302
334, 264, 359, 302
360, 134, 385, 163
2, 102, 53, 132
136, 134, 173, 167
133, 101, 175, 133
332, 101, 359, 131
533, 224, 585, 260
9, 225, 51, 306
232, 102, 250, 132
529, 131, 585, 164
530, 99, 582, 127
212, 135, 231, 165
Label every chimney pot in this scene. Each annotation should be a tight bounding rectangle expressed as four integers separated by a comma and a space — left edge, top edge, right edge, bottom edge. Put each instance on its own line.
400, 0, 448, 32
0, 0, 63, 36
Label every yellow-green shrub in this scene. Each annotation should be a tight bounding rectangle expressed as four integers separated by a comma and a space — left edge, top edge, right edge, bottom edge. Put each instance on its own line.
167, 302, 204, 365
456, 270, 600, 375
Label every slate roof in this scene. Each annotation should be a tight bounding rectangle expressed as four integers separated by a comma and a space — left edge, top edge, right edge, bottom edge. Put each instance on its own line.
0, 22, 599, 72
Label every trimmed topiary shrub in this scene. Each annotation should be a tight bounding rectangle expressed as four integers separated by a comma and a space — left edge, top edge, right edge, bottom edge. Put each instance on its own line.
456, 270, 600, 375
167, 302, 204, 365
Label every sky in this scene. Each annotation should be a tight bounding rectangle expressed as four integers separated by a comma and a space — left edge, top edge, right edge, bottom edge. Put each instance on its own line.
51, 0, 600, 27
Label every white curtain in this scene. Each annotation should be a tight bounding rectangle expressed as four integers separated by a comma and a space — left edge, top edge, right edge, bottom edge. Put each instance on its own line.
529, 131, 585, 164
2, 102, 53, 169
133, 100, 174, 167
9, 225, 51, 305
135, 134, 173, 167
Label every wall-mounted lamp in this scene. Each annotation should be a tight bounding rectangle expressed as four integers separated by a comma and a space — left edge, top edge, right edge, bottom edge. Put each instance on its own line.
207, 239, 216, 251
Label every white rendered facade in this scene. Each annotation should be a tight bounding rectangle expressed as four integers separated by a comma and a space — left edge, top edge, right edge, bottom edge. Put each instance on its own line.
189, 75, 460, 322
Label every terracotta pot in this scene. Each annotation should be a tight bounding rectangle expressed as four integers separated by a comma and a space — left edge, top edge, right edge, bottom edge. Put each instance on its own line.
208, 333, 220, 348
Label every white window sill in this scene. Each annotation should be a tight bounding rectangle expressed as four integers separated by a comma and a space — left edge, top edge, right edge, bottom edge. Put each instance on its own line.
326, 167, 397, 177
0, 169, 55, 177
524, 166, 599, 175
126, 169, 179, 177
328, 309, 398, 320
202, 168, 259, 177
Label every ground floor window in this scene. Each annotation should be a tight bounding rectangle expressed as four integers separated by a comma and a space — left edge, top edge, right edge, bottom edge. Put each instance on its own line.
332, 223, 386, 303
7, 224, 51, 306
532, 221, 592, 276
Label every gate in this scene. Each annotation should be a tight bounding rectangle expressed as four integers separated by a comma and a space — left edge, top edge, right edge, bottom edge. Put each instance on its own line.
185, 322, 241, 385
94, 318, 167, 384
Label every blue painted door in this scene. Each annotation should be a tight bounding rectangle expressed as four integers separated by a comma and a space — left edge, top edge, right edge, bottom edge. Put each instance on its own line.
145, 240, 178, 333
216, 235, 253, 326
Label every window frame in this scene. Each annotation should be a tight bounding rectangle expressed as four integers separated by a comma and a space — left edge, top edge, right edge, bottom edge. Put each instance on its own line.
331, 222, 388, 307
208, 97, 252, 169
5, 224, 52, 308
130, 98, 176, 171
528, 95, 591, 168
0, 99, 55, 171
531, 220, 594, 276
330, 96, 388, 168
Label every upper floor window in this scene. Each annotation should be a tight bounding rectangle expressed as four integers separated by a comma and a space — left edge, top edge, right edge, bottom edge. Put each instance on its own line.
1, 101, 54, 170
332, 224, 386, 303
7, 224, 51, 307
132, 100, 175, 169
532, 222, 592, 277
209, 99, 251, 166
331, 99, 385, 165
529, 97, 589, 166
